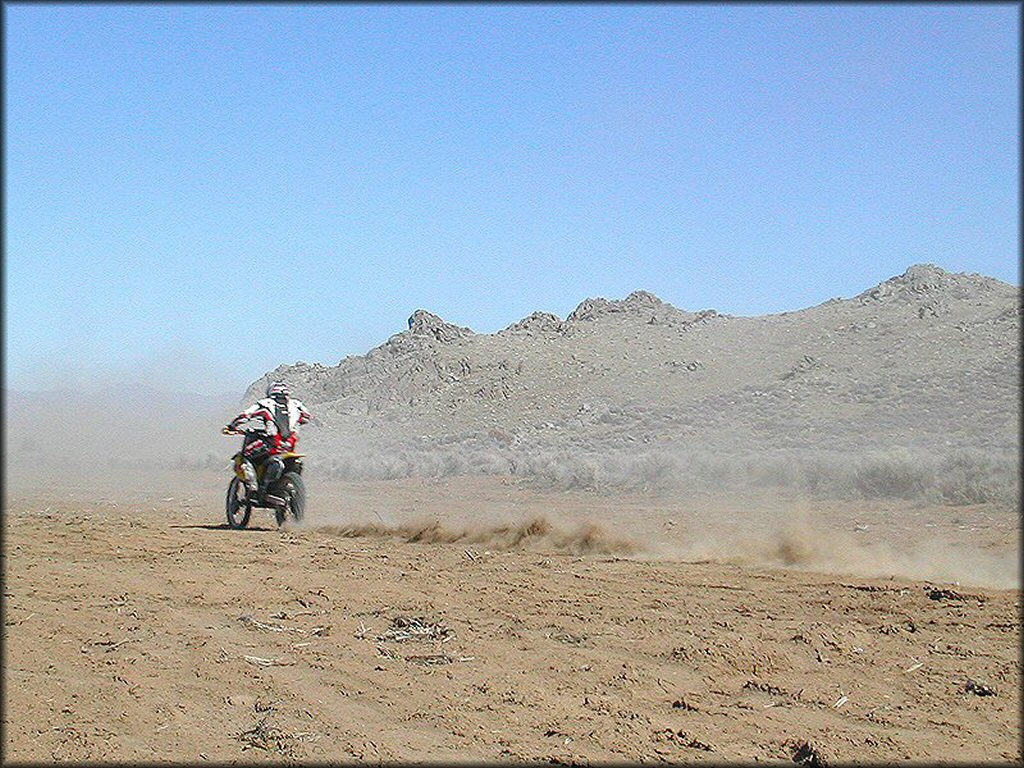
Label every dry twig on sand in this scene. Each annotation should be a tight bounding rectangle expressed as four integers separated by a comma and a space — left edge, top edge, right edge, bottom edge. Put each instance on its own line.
243, 654, 294, 667
80, 637, 133, 654
237, 718, 288, 751
404, 653, 455, 665
239, 614, 306, 634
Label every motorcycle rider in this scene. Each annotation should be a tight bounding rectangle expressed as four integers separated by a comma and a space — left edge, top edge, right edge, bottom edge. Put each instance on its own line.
222, 381, 312, 502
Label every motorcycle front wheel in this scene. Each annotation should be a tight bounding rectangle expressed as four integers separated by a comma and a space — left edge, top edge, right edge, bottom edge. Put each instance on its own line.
275, 471, 306, 527
226, 476, 252, 529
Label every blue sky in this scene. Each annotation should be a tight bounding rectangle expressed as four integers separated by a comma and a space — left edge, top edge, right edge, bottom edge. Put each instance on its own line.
5, 3, 1019, 393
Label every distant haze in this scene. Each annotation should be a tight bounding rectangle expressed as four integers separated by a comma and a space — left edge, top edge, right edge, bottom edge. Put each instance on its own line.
6, 345, 247, 396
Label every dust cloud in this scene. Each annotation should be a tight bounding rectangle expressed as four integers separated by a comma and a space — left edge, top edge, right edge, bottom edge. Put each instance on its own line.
652, 509, 1020, 590
301, 483, 1017, 589
316, 516, 639, 556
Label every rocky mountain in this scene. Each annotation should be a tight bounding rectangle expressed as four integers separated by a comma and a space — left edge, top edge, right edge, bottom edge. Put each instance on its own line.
248, 264, 1018, 464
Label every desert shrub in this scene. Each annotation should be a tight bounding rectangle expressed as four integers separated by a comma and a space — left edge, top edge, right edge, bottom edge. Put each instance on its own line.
487, 427, 513, 446
597, 409, 626, 426
937, 450, 1019, 506
468, 449, 515, 475
851, 450, 937, 500
305, 441, 1018, 509
509, 450, 608, 492
794, 454, 860, 499
172, 451, 225, 471
615, 452, 680, 492
674, 453, 738, 490
441, 451, 466, 477
740, 453, 803, 489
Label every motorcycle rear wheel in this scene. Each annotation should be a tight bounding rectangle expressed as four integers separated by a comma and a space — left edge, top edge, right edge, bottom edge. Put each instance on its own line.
226, 477, 252, 529
275, 472, 306, 527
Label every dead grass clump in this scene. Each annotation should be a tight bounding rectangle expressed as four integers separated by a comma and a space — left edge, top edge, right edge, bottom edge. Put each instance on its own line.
376, 615, 453, 644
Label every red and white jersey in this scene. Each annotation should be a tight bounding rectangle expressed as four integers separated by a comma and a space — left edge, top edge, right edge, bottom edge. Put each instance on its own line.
227, 396, 312, 453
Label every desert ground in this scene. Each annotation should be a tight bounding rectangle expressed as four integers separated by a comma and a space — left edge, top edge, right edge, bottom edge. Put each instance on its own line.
3, 466, 1019, 764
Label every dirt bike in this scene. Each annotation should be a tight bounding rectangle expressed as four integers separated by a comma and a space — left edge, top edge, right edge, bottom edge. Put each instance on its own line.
222, 428, 306, 529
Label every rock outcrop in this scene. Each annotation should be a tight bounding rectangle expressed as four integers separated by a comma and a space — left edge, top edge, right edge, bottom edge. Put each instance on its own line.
242, 263, 1019, 458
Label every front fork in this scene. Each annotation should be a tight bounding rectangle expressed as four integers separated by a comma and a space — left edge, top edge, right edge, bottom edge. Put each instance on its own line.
234, 455, 258, 495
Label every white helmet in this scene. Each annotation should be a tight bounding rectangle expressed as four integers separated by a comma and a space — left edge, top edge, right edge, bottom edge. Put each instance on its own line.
266, 381, 290, 400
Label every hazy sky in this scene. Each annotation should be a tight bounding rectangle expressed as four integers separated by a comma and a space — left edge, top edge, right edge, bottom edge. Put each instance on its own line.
5, 3, 1019, 394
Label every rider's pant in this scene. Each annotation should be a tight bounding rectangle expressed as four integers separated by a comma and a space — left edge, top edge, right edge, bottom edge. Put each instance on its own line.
263, 456, 285, 487
241, 434, 287, 499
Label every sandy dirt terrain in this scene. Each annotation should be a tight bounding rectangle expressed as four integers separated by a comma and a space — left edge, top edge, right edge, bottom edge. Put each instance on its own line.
3, 469, 1019, 764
